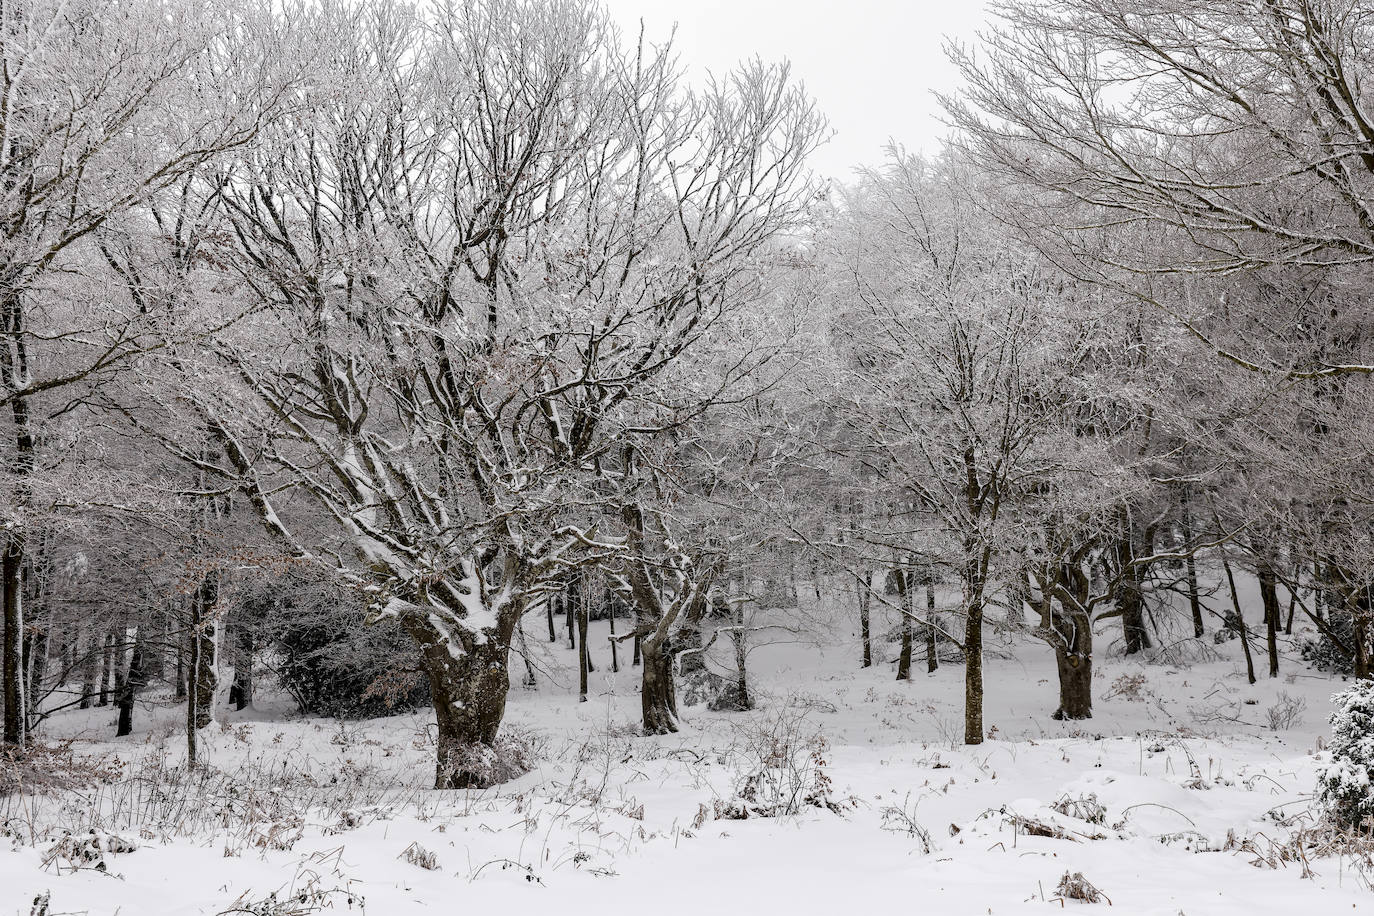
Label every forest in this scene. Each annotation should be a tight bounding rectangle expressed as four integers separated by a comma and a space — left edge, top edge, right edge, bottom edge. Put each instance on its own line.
3, 0, 1374, 912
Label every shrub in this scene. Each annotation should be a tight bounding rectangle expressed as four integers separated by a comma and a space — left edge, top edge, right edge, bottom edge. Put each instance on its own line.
248, 575, 429, 719
1300, 613, 1360, 675
716, 703, 849, 818
1317, 680, 1374, 831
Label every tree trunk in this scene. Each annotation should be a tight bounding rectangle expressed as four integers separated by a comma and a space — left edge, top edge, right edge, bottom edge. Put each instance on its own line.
895, 566, 913, 681
925, 576, 939, 673
230, 629, 253, 711
1180, 493, 1205, 637
1117, 517, 1152, 654
577, 577, 590, 702
174, 621, 187, 700
608, 599, 620, 673
964, 548, 989, 745
2, 534, 24, 746
116, 636, 145, 738
546, 596, 557, 643
24, 626, 47, 731
1050, 609, 1093, 720
639, 636, 677, 735
1221, 554, 1257, 685
190, 575, 218, 730
1119, 568, 1150, 653
516, 610, 537, 688
408, 620, 512, 789
79, 625, 99, 710
732, 629, 750, 709
731, 598, 751, 709
565, 577, 577, 650
856, 571, 872, 669
1257, 559, 1281, 678
1355, 586, 1373, 681
96, 630, 114, 707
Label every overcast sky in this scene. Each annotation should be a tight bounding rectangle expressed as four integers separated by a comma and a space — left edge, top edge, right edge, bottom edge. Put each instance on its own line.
599, 0, 992, 182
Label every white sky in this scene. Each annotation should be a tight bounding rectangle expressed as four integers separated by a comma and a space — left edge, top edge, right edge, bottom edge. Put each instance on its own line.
599, 0, 991, 182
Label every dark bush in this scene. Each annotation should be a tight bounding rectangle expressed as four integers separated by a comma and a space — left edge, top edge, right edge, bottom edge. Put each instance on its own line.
1300, 612, 1358, 676
245, 575, 429, 719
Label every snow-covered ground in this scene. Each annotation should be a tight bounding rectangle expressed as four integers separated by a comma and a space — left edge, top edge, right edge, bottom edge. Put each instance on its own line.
2, 597, 1367, 915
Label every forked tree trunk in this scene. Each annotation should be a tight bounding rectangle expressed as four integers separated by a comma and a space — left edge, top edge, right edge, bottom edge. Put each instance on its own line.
639, 636, 677, 735
408, 621, 512, 789
1050, 610, 1093, 720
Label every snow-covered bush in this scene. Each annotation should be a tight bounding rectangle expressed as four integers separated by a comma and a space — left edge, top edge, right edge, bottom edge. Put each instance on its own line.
433, 730, 536, 790
1317, 680, 1374, 831
716, 703, 849, 818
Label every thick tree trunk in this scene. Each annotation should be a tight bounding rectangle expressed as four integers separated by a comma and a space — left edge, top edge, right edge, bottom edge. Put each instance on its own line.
1052, 642, 1093, 720
2, 534, 24, 746
411, 626, 512, 789
639, 637, 677, 735
546, 596, 557, 643
1050, 609, 1093, 720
